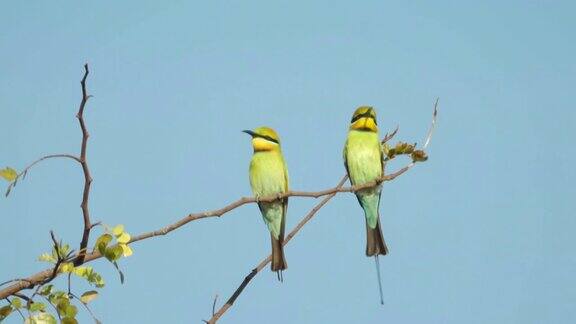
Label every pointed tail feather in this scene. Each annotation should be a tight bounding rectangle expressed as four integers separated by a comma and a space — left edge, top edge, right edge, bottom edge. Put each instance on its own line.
366, 219, 388, 256
271, 235, 287, 271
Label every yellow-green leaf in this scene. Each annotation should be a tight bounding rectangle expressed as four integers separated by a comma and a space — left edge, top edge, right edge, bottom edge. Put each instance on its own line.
59, 262, 75, 273
29, 302, 46, 312
38, 252, 56, 263
95, 234, 113, 255
73, 266, 89, 277
112, 224, 124, 237
61, 317, 78, 324
10, 297, 22, 309
0, 167, 17, 182
80, 291, 98, 304
104, 244, 123, 261
65, 304, 77, 318
120, 243, 133, 257
56, 298, 70, 316
117, 232, 130, 244
39, 284, 53, 296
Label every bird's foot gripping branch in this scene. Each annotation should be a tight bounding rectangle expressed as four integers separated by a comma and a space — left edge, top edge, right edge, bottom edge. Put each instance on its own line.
1, 64, 438, 323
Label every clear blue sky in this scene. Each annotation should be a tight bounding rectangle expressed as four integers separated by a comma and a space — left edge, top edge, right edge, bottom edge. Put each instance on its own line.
1, 1, 574, 323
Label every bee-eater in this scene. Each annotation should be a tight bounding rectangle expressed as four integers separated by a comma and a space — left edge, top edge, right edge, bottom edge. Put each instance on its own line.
343, 106, 388, 302
243, 127, 289, 278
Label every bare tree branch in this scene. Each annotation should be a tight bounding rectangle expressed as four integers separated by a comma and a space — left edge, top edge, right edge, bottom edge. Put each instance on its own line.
0, 169, 411, 300
75, 63, 94, 265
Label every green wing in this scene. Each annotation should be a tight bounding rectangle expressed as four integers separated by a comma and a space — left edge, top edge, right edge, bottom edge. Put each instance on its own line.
252, 152, 288, 240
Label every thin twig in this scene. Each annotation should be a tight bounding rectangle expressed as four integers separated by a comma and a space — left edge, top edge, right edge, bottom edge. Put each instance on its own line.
70, 292, 101, 323
46, 231, 64, 285
423, 98, 439, 149
41, 295, 61, 321
5, 154, 80, 196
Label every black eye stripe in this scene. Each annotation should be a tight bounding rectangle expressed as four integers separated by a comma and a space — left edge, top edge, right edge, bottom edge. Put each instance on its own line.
350, 112, 377, 125
254, 134, 279, 144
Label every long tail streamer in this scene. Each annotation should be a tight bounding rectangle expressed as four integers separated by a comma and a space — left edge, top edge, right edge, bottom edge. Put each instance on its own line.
374, 255, 384, 305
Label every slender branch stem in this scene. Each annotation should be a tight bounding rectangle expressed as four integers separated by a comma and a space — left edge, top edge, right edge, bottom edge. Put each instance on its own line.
0, 157, 405, 300
74, 63, 93, 265
0, 99, 438, 302
5, 154, 80, 196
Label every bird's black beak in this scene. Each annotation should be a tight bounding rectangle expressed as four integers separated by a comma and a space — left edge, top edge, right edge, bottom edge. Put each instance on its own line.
242, 130, 256, 137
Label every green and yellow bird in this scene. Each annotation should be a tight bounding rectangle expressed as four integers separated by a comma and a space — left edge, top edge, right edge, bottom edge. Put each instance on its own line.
344, 106, 388, 256
243, 127, 289, 277
343, 106, 388, 302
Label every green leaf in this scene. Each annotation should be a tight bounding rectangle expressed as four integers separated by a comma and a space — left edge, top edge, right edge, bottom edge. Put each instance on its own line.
65, 304, 78, 318
95, 234, 113, 255
117, 232, 130, 244
120, 243, 133, 257
38, 252, 56, 264
0, 167, 17, 182
50, 243, 69, 261
61, 317, 78, 324
59, 262, 75, 273
93, 275, 105, 288
104, 244, 123, 262
10, 297, 22, 309
73, 266, 87, 277
48, 291, 66, 304
80, 291, 98, 304
38, 284, 53, 296
56, 244, 71, 258
56, 298, 70, 316
112, 224, 124, 237
81, 268, 105, 288
29, 302, 46, 312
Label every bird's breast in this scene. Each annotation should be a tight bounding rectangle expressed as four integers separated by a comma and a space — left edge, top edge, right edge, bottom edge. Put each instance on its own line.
249, 152, 287, 196
345, 132, 382, 185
